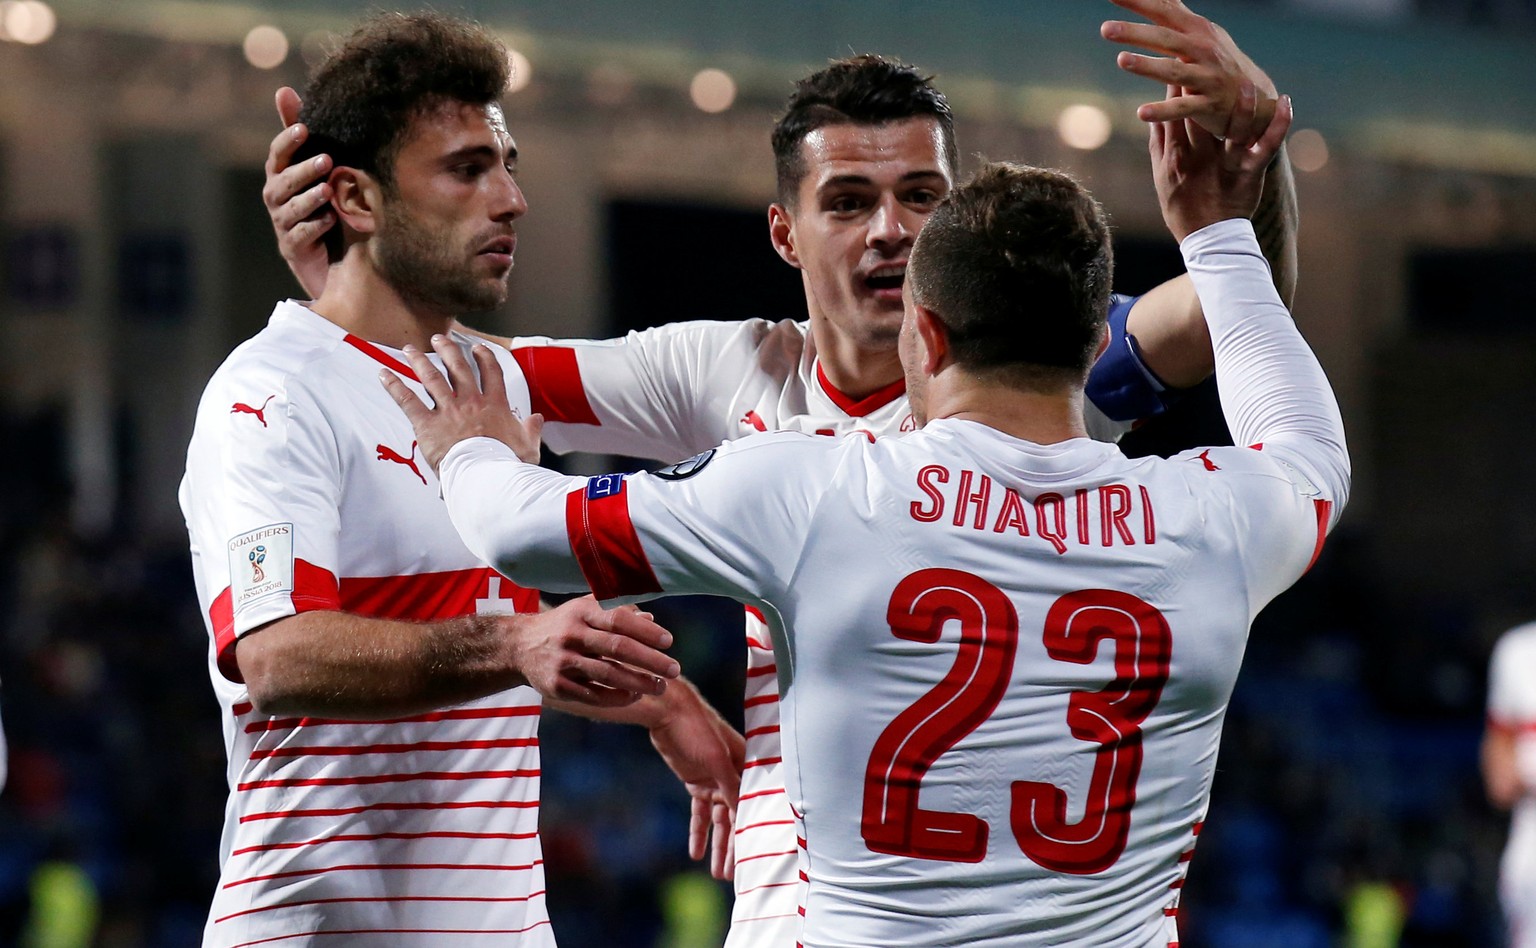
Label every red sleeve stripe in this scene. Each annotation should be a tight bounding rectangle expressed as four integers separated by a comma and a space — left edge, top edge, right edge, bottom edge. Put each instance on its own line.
213, 559, 341, 684
1306, 499, 1333, 572
564, 482, 662, 600
734, 880, 802, 897
733, 849, 799, 866
511, 346, 600, 425
240, 799, 538, 823
743, 725, 780, 740
215, 892, 546, 926
744, 756, 783, 770
735, 819, 796, 834
744, 604, 766, 622
743, 694, 779, 709
237, 768, 540, 792
746, 664, 778, 678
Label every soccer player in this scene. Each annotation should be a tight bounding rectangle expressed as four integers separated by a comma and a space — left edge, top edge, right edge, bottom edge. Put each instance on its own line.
179, 15, 715, 947
1483, 622, 1536, 948
262, 3, 1299, 940
383, 82, 1350, 945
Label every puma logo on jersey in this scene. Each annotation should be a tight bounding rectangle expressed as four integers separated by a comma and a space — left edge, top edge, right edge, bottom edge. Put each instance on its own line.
1197, 450, 1220, 472
377, 440, 427, 484
742, 410, 767, 432
231, 395, 276, 427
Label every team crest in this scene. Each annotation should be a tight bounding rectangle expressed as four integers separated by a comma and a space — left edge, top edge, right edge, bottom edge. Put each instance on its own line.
654, 449, 715, 481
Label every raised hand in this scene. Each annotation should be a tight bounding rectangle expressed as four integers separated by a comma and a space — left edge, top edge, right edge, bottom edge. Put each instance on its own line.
1152, 87, 1294, 242
1103, 0, 1277, 144
381, 334, 545, 472
261, 87, 335, 298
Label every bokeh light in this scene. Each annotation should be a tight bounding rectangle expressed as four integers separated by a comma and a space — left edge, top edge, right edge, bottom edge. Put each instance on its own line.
242, 25, 289, 70
0, 1, 58, 45
1289, 128, 1330, 172
690, 68, 736, 114
506, 49, 532, 93
1057, 104, 1113, 151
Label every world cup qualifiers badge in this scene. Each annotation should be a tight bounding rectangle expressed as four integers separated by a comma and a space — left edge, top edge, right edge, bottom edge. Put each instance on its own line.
249, 545, 267, 583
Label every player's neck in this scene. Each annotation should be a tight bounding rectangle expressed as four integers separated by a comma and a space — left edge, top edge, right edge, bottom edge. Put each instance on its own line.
310, 257, 454, 351
812, 329, 904, 402
922, 377, 1089, 445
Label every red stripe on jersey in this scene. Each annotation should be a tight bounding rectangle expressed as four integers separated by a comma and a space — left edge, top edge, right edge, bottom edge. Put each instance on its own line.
744, 756, 783, 770
745, 637, 771, 650
215, 891, 547, 925
215, 559, 341, 684
339, 568, 538, 621
231, 830, 540, 857
344, 334, 418, 381
735, 880, 802, 897
815, 361, 906, 417
739, 787, 786, 803
564, 483, 662, 600
1306, 499, 1333, 572
223, 859, 545, 889
232, 701, 253, 716
743, 725, 780, 740
1488, 716, 1536, 735
511, 346, 600, 425
743, 694, 779, 709
744, 605, 766, 622
735, 819, 795, 835
248, 703, 540, 734
746, 664, 778, 678
237, 768, 539, 792
734, 849, 798, 866
248, 737, 538, 760
226, 920, 552, 948
240, 799, 538, 823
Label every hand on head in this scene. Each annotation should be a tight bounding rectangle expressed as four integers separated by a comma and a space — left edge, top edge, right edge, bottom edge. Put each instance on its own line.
381, 334, 546, 472
263, 87, 335, 299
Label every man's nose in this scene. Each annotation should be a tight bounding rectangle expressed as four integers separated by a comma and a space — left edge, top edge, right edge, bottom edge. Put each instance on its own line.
867, 195, 912, 248
493, 170, 528, 222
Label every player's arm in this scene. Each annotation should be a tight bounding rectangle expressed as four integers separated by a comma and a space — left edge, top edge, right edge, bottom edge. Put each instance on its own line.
236, 599, 678, 718
1100, 0, 1299, 390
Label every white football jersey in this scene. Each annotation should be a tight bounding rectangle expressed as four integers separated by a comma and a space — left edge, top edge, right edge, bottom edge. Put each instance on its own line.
1487, 622, 1536, 947
440, 220, 1350, 946
509, 303, 1135, 946
180, 301, 552, 948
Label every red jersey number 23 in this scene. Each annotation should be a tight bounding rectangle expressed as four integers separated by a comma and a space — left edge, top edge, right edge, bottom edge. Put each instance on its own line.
860, 569, 1172, 874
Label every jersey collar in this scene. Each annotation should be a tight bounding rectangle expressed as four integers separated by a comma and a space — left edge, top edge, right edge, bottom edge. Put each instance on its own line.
815, 361, 906, 418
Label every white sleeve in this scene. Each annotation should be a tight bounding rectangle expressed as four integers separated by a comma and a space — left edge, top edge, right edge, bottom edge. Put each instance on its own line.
507, 320, 774, 461
180, 373, 343, 682
439, 433, 839, 608
1181, 219, 1350, 528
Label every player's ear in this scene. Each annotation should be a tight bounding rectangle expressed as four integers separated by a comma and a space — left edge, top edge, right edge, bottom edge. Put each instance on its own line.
913, 303, 950, 374
768, 203, 801, 269
329, 167, 384, 240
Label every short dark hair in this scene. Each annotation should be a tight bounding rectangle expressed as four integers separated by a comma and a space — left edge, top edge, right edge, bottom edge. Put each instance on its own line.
908, 162, 1113, 385
771, 54, 957, 206
298, 13, 509, 262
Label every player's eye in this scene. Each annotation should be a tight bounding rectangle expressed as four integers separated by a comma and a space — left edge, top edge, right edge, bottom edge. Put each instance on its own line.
907, 189, 940, 207
828, 194, 866, 215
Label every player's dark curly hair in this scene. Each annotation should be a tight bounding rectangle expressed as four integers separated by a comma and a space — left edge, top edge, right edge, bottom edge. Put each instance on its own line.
298, 12, 509, 261
908, 162, 1113, 386
771, 54, 957, 206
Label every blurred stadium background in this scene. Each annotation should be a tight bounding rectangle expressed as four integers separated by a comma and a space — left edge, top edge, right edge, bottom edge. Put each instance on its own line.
2, 0, 1536, 944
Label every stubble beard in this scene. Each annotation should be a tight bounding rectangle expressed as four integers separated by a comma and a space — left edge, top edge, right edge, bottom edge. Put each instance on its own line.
375, 202, 508, 316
